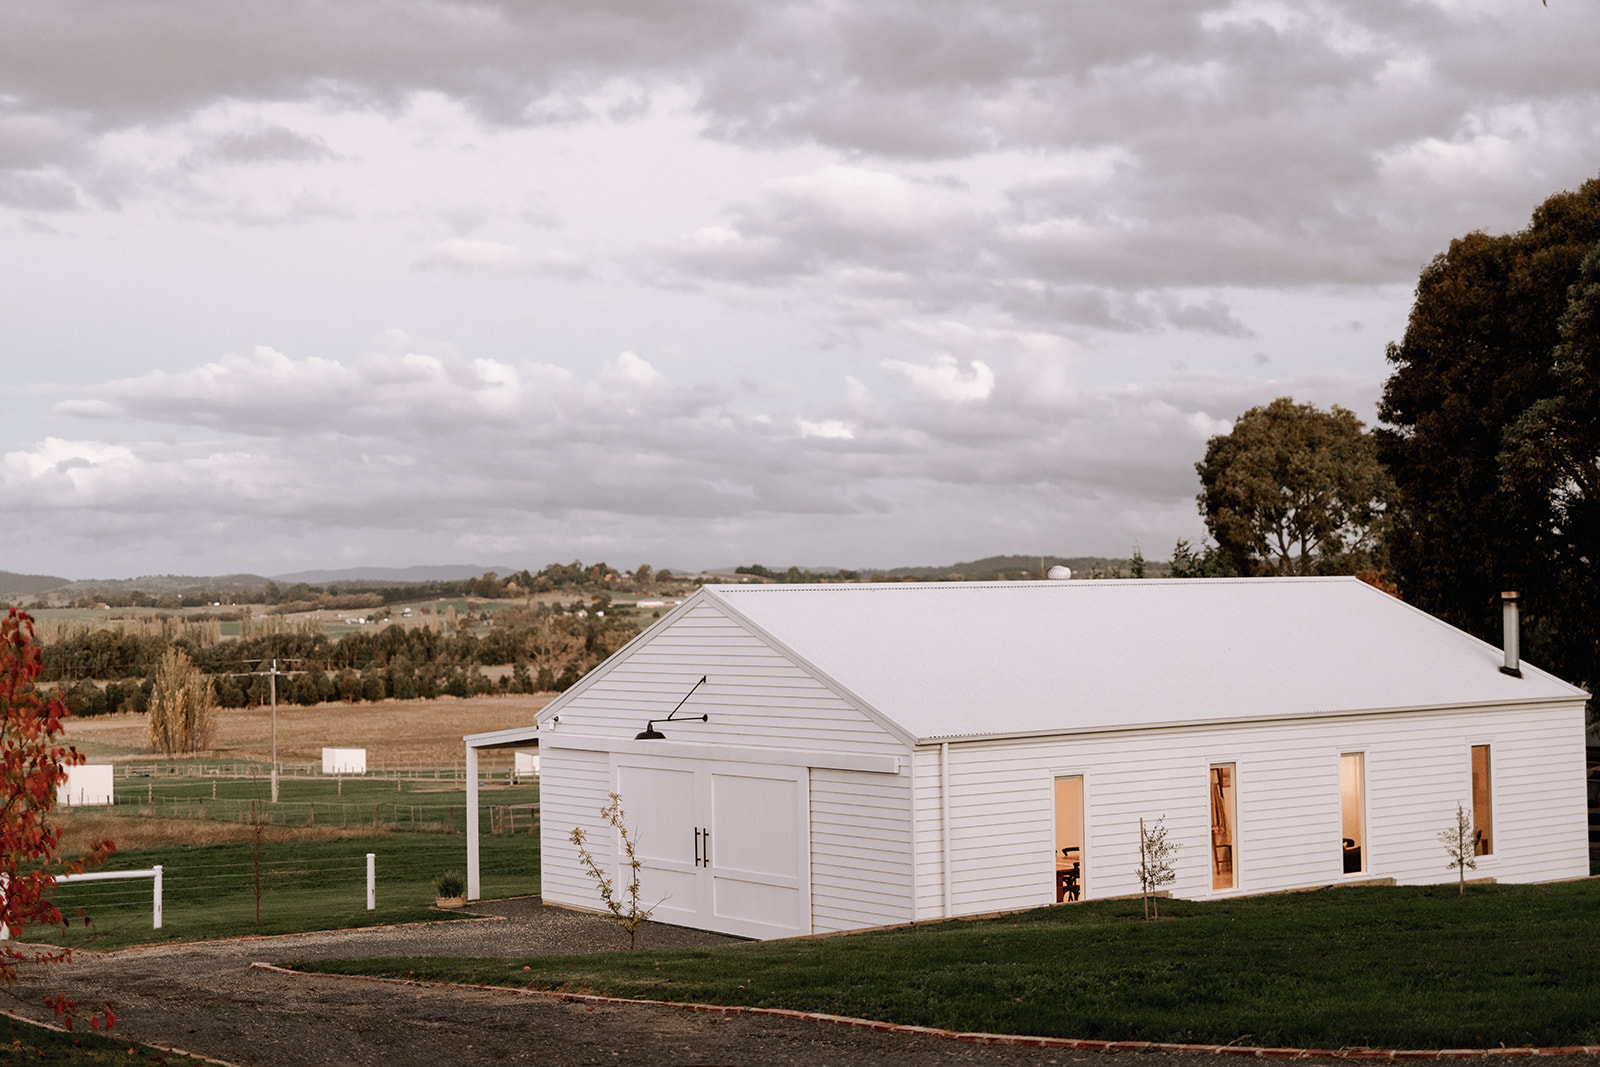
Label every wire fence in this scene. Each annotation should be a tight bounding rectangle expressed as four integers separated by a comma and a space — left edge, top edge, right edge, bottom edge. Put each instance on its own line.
38, 837, 539, 939
111, 760, 529, 785
77, 795, 539, 835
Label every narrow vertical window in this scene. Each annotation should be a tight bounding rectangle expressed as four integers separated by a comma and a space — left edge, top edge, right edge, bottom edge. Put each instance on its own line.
1340, 753, 1365, 874
1471, 745, 1493, 856
1210, 763, 1237, 890
1054, 776, 1083, 902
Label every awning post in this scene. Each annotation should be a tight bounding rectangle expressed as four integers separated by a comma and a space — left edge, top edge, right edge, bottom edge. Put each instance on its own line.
466, 744, 481, 900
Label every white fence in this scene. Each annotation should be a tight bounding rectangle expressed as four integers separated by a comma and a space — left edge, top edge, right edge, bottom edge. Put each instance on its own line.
0, 854, 379, 939
0, 866, 163, 938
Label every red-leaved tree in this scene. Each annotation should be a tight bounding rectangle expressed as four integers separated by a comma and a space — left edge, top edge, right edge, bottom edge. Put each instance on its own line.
0, 608, 115, 1029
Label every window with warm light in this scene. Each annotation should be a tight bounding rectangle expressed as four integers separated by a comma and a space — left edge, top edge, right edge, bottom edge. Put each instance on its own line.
1340, 753, 1365, 874
1471, 744, 1493, 856
1210, 763, 1237, 890
1053, 776, 1083, 902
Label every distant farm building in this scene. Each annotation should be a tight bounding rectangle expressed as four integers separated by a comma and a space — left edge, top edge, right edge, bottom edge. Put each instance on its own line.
466, 578, 1591, 939
58, 764, 114, 807
321, 748, 367, 774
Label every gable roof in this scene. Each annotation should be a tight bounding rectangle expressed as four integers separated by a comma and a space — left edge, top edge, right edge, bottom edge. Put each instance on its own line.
700, 577, 1586, 743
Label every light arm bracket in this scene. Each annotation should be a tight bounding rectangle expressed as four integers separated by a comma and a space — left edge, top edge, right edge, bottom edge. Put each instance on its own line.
636, 675, 710, 740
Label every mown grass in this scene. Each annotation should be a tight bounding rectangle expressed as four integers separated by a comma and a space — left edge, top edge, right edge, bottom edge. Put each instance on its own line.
82, 771, 540, 834
0, 1015, 209, 1066
13, 833, 538, 950
297, 882, 1600, 1050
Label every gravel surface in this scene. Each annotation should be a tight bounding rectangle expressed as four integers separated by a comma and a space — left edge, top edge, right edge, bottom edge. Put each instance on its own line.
9, 899, 1596, 1067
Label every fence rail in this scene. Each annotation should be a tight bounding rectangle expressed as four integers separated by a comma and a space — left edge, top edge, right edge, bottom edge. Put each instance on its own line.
1, 867, 164, 938
488, 804, 539, 836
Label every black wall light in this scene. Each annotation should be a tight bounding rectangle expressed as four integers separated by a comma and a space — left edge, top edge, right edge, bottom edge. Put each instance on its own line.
636, 675, 710, 739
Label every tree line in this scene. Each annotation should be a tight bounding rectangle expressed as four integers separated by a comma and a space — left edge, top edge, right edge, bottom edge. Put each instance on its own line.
69, 559, 680, 610
1189, 173, 1599, 701
42, 599, 642, 717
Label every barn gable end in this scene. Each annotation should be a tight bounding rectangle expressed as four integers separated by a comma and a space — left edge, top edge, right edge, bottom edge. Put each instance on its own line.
531, 594, 916, 937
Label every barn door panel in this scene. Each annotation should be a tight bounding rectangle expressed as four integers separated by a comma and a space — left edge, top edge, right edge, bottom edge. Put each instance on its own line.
615, 762, 704, 926
707, 768, 809, 939
612, 756, 811, 939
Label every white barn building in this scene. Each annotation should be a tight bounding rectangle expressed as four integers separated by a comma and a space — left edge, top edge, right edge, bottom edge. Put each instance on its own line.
463, 578, 1590, 940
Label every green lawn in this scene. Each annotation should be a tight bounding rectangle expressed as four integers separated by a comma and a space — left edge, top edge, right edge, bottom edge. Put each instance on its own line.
296, 882, 1600, 1050
0, 1016, 211, 1066
15, 833, 538, 950
67, 767, 538, 834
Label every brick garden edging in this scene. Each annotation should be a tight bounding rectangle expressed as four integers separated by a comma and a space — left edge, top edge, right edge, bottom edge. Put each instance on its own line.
250, 964, 1600, 1060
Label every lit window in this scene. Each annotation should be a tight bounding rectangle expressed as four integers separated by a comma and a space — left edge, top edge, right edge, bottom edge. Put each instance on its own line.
1340, 753, 1365, 874
1210, 763, 1237, 890
1471, 745, 1492, 856
1053, 776, 1083, 902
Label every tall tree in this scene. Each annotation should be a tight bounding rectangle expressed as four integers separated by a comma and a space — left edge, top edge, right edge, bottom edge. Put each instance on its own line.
1498, 245, 1600, 692
1195, 397, 1393, 576
1378, 175, 1600, 692
146, 647, 216, 756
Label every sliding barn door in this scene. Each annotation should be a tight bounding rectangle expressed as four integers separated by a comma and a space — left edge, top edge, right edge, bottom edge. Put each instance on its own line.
614, 756, 811, 939
615, 763, 702, 927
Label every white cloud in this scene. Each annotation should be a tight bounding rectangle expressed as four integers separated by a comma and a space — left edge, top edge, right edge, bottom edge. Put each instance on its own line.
605, 351, 665, 389
433, 238, 522, 267
798, 418, 853, 440
880, 355, 996, 402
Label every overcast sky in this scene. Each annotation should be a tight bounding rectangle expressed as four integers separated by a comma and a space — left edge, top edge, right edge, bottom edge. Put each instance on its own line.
3, 0, 1598, 579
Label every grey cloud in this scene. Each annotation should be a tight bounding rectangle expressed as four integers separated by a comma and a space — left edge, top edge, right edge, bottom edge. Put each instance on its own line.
205, 124, 335, 164
0, 1, 755, 127
1155, 296, 1253, 338
5, 0, 1598, 299
0, 170, 79, 210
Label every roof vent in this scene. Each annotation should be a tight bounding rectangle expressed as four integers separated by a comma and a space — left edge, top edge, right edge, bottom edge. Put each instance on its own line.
1499, 591, 1522, 678
1046, 565, 1073, 581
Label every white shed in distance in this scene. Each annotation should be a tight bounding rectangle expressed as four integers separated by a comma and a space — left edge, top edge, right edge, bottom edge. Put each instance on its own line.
57, 764, 114, 807
466, 577, 1590, 939
321, 748, 367, 775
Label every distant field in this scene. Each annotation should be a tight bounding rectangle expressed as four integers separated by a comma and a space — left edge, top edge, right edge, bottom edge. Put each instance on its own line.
61, 694, 554, 768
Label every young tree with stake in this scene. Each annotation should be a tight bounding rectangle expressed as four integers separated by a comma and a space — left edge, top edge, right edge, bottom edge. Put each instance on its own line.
1137, 816, 1179, 919
1440, 802, 1480, 896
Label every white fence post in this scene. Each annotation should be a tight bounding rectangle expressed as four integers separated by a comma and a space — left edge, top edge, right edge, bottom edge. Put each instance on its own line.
1, 872, 9, 941
366, 853, 375, 910
153, 865, 163, 930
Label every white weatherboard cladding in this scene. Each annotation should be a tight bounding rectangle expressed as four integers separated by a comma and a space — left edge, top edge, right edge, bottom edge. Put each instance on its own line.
704, 579, 1584, 741
911, 701, 1588, 917
538, 747, 614, 915
544, 601, 904, 759
809, 767, 915, 932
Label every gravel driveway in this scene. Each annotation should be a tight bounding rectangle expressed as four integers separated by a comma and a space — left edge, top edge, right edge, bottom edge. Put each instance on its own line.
9, 899, 1595, 1067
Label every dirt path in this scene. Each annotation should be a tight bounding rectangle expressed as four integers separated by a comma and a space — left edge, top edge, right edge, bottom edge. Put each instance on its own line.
9, 901, 1594, 1067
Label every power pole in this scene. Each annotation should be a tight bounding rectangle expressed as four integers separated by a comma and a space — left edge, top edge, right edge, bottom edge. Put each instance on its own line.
247, 657, 286, 803
269, 657, 280, 803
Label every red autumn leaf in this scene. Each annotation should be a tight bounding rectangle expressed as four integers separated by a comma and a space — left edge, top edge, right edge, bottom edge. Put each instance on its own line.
0, 610, 115, 1030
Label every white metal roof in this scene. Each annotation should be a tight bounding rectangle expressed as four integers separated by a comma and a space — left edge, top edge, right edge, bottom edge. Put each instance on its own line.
702, 577, 1586, 743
